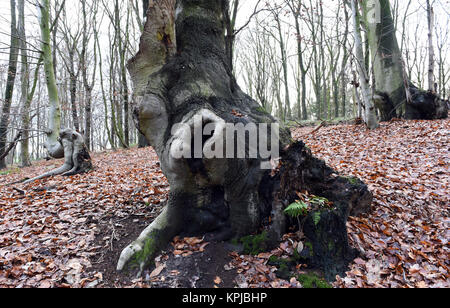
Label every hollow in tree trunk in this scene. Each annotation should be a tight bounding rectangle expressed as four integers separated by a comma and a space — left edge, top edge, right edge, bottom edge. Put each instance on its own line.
118, 0, 372, 281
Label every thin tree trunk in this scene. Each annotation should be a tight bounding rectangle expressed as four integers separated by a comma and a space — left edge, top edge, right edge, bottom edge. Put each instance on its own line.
352, 0, 378, 129
39, 0, 63, 159
426, 0, 435, 92
68, 49, 80, 132
0, 0, 20, 169
117, 1, 130, 147
274, 13, 291, 120
18, 0, 32, 167
80, 0, 92, 150
340, 1, 350, 118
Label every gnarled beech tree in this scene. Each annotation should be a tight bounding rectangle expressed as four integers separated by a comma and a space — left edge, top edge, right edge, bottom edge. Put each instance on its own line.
362, 0, 448, 121
22, 129, 92, 184
118, 0, 372, 280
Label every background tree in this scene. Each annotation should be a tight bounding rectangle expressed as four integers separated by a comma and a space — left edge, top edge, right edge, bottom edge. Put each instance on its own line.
38, 0, 63, 158
362, 0, 447, 120
117, 0, 372, 281
351, 0, 378, 129
0, 0, 19, 169
426, 0, 435, 93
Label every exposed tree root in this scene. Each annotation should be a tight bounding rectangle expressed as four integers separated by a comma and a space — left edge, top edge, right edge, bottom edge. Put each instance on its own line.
375, 85, 448, 121
117, 141, 373, 280
117, 198, 182, 273
23, 129, 92, 184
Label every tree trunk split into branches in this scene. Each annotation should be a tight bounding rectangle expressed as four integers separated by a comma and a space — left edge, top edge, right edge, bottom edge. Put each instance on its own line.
118, 0, 372, 280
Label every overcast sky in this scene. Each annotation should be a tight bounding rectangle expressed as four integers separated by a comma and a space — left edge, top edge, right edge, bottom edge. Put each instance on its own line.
0, 0, 448, 99
0, 0, 448, 61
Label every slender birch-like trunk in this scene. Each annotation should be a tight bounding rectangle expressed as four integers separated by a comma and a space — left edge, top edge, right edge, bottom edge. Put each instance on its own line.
426, 0, 435, 92
351, 0, 378, 129
39, 0, 64, 158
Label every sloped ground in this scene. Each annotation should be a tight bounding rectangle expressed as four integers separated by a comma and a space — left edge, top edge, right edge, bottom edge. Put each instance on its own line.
0, 148, 168, 288
0, 117, 448, 288
293, 118, 449, 288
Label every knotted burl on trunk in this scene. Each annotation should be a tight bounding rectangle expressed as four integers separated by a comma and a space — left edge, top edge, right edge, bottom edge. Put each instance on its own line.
118, 0, 372, 280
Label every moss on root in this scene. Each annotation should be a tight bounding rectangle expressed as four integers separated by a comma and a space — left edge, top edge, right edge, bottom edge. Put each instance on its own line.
129, 232, 159, 271
238, 231, 269, 255
344, 176, 360, 185
268, 254, 332, 287
268, 256, 295, 280
297, 273, 332, 289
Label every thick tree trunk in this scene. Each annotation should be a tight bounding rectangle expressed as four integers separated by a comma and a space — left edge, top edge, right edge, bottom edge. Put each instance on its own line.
118, 0, 372, 280
362, 0, 447, 120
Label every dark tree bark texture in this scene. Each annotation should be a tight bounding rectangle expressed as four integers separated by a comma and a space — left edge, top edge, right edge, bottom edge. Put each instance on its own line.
118, 0, 372, 280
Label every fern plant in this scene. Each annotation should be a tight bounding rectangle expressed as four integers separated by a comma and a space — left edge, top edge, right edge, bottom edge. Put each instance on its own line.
284, 200, 309, 233
284, 200, 309, 218
284, 195, 331, 231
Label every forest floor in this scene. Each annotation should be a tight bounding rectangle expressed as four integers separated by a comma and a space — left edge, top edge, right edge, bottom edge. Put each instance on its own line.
0, 117, 448, 288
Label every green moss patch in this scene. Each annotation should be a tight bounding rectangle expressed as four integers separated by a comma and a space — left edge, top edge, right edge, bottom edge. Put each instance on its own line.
238, 231, 269, 256
129, 232, 159, 270
0, 167, 20, 176
268, 256, 296, 280
344, 176, 360, 185
297, 272, 332, 288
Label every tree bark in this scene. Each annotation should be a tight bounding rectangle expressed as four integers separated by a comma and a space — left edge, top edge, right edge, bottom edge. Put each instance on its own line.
18, 0, 35, 167
362, 0, 447, 120
426, 0, 435, 93
23, 129, 92, 184
38, 0, 64, 159
0, 0, 19, 169
352, 0, 378, 129
68, 49, 80, 132
80, 0, 93, 150
118, 0, 372, 280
